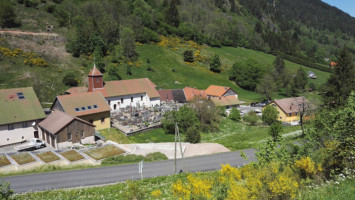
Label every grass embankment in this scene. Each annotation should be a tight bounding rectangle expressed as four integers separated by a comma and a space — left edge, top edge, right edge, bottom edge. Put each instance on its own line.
36, 151, 60, 163
102, 152, 168, 165
59, 150, 84, 162
0, 155, 11, 167
100, 118, 300, 151
11, 153, 35, 165
84, 145, 125, 160
11, 170, 354, 200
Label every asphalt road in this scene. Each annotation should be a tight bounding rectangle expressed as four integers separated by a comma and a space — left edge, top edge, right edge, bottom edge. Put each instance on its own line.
4, 149, 256, 193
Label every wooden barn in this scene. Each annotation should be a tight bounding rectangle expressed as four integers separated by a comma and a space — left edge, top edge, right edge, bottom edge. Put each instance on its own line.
38, 110, 95, 150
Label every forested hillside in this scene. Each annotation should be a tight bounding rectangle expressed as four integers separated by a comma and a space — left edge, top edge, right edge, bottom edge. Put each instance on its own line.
0, 0, 354, 103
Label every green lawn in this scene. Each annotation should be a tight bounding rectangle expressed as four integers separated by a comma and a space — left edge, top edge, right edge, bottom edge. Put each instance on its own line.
36, 151, 60, 163
84, 145, 125, 160
296, 178, 355, 200
100, 118, 300, 151
59, 150, 85, 162
11, 153, 36, 165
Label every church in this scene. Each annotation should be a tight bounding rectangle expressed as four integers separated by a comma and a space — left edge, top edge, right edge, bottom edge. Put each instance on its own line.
66, 65, 160, 112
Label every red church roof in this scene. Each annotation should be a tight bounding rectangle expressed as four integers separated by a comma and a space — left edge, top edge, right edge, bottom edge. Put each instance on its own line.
89, 65, 103, 76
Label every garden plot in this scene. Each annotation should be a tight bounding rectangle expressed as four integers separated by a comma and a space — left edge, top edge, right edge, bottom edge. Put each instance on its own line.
60, 150, 84, 162
0, 155, 11, 167
11, 153, 35, 165
84, 145, 125, 160
36, 151, 60, 163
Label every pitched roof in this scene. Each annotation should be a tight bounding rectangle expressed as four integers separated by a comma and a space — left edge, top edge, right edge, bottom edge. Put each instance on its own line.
102, 78, 160, 98
89, 65, 103, 76
53, 92, 110, 117
272, 97, 305, 114
183, 87, 207, 101
205, 85, 232, 97
38, 110, 94, 135
65, 87, 88, 95
210, 96, 240, 107
329, 62, 338, 67
0, 87, 45, 125
158, 89, 186, 102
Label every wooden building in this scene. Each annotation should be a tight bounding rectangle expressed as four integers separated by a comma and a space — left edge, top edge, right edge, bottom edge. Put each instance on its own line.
38, 110, 95, 149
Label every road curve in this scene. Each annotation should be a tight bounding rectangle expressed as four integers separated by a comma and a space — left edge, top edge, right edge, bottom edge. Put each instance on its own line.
4, 149, 256, 193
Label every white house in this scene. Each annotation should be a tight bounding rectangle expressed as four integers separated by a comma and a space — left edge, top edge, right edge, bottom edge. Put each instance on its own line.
0, 87, 45, 146
66, 66, 160, 112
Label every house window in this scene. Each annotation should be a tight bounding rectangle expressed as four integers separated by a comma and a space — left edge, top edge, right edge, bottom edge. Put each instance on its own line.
101, 117, 105, 123
121, 98, 123, 103
89, 120, 93, 124
8, 124, 14, 130
22, 122, 28, 128
108, 100, 111, 105
67, 132, 72, 141
93, 105, 98, 109
75, 108, 80, 112
80, 130, 84, 138
131, 97, 133, 102
141, 96, 143, 101
288, 113, 292, 117
81, 107, 86, 111
295, 112, 298, 115
87, 106, 92, 110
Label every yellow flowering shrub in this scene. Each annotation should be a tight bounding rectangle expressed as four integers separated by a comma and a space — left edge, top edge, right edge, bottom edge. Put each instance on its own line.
227, 183, 249, 200
187, 175, 213, 199
172, 179, 190, 199
294, 157, 322, 178
268, 171, 299, 199
220, 164, 242, 181
151, 189, 162, 198
0, 46, 49, 67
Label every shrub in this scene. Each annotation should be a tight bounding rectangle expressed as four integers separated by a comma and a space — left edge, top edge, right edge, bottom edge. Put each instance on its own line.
268, 122, 283, 142
46, 4, 56, 13
144, 152, 168, 161
24, 0, 38, 7
185, 126, 200, 144
124, 180, 145, 200
183, 50, 194, 62
0, 180, 13, 199
262, 105, 278, 125
243, 111, 260, 126
229, 108, 241, 121
62, 72, 78, 86
210, 54, 221, 73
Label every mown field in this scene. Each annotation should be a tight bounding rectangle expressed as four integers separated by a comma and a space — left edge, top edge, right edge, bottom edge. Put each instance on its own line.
101, 118, 300, 151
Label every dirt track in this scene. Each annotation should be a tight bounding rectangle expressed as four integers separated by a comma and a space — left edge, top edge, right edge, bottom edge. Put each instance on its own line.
0, 30, 59, 37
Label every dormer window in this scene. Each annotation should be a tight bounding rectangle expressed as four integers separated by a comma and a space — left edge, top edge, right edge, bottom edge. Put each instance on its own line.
93, 105, 98, 109
75, 108, 80, 112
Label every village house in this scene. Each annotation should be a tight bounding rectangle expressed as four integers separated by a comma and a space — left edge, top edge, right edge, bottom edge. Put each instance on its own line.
0, 87, 45, 146
51, 91, 111, 130
183, 87, 207, 101
67, 66, 160, 112
158, 89, 186, 103
205, 85, 240, 108
265, 97, 306, 124
38, 110, 95, 149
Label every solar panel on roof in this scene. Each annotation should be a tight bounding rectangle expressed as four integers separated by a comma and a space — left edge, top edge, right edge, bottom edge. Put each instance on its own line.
18, 95, 25, 99
75, 108, 80, 111
81, 107, 86, 110
93, 105, 98, 109
17, 92, 24, 95
87, 106, 92, 109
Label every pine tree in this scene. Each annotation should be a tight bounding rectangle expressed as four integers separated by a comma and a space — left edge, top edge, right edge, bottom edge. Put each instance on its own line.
323, 46, 355, 108
165, 0, 179, 27
294, 67, 308, 92
209, 54, 221, 73
120, 27, 136, 59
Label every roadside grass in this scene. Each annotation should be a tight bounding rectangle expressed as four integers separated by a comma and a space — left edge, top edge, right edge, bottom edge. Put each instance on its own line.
102, 152, 168, 165
0, 155, 11, 167
295, 178, 355, 200
84, 145, 125, 160
36, 151, 60, 163
201, 118, 300, 151
59, 150, 84, 162
11, 153, 36, 165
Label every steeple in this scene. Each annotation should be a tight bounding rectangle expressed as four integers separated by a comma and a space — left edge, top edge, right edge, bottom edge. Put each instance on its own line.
88, 64, 103, 92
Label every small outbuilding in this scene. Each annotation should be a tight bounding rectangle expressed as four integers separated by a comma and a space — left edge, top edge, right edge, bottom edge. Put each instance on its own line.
38, 110, 95, 150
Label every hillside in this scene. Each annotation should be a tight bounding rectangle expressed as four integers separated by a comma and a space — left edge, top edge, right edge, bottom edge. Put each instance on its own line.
1, 0, 353, 104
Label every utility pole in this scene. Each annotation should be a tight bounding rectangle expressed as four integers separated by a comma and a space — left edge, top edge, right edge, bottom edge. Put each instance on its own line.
174, 122, 184, 174
174, 122, 177, 174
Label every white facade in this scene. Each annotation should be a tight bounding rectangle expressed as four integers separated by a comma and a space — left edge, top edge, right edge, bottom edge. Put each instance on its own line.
0, 121, 37, 146
106, 93, 160, 112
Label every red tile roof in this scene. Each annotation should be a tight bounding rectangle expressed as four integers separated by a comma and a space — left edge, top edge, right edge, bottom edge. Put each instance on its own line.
272, 97, 305, 114
330, 62, 338, 67
102, 78, 160, 98
53, 92, 110, 117
158, 90, 174, 102
38, 110, 94, 135
210, 96, 240, 107
89, 65, 103, 76
65, 87, 88, 95
205, 85, 231, 97
183, 87, 207, 101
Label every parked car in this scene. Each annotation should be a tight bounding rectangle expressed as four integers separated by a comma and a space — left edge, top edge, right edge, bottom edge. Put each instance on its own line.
14, 138, 46, 152
254, 109, 262, 116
